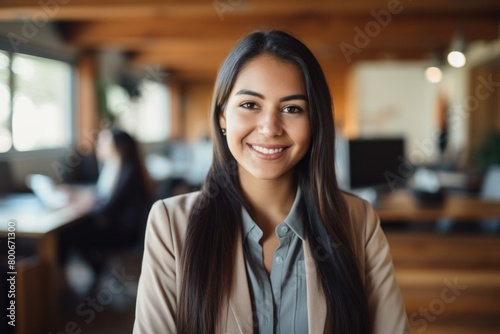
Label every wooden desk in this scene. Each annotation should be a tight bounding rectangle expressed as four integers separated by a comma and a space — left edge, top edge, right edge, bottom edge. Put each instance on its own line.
0, 190, 94, 333
375, 189, 500, 222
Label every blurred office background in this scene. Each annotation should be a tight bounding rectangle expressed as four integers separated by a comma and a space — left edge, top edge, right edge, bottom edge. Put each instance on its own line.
1, 1, 500, 333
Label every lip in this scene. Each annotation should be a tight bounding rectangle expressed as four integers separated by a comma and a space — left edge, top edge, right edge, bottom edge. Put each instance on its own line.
247, 143, 289, 160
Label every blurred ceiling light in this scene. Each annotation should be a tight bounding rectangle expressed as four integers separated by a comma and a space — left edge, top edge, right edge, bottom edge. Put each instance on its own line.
425, 55, 443, 83
447, 31, 467, 68
447, 51, 466, 68
425, 66, 443, 83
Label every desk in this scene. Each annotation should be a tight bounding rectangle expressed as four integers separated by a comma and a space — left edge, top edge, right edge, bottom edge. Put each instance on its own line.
0, 190, 94, 333
375, 189, 500, 222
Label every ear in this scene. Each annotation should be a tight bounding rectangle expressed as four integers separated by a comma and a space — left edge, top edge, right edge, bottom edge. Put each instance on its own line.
219, 113, 226, 131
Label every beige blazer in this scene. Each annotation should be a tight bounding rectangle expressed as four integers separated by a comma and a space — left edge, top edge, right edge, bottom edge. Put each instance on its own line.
133, 192, 410, 333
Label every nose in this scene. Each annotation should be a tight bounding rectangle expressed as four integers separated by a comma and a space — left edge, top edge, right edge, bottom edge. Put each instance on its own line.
258, 110, 283, 137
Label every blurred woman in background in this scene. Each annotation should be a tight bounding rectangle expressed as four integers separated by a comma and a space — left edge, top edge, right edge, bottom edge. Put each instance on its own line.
59, 127, 152, 285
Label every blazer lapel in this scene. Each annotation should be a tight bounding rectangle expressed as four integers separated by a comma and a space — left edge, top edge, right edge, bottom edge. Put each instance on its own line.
304, 236, 328, 334
228, 231, 254, 333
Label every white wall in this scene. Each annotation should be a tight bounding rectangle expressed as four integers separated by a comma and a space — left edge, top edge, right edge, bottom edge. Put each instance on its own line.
353, 60, 466, 165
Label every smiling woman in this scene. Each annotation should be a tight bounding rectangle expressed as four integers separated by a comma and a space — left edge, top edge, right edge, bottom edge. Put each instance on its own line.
133, 30, 410, 334
221, 54, 311, 184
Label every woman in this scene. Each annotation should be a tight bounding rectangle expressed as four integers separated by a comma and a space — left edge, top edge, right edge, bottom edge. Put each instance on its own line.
134, 31, 409, 333
91, 127, 152, 240
60, 127, 152, 276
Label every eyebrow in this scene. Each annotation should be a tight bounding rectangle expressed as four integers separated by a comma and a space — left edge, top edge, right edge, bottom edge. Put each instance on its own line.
235, 89, 308, 103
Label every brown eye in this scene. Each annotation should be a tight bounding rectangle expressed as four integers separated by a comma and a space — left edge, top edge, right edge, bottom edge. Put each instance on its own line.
240, 102, 258, 109
282, 105, 303, 114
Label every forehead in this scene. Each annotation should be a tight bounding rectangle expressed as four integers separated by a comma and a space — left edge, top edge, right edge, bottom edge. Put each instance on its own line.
231, 54, 306, 95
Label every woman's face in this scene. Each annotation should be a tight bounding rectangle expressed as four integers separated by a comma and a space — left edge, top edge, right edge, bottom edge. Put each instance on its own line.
220, 54, 311, 182
96, 129, 118, 161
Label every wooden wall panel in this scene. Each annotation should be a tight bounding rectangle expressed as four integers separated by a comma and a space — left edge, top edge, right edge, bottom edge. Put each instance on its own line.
77, 50, 99, 146
183, 82, 213, 143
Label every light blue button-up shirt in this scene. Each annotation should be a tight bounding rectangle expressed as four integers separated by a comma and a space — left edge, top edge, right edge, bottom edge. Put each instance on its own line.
241, 188, 308, 334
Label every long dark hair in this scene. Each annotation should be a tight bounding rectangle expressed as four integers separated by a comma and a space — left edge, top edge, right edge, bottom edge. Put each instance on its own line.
109, 127, 153, 196
110, 128, 141, 164
178, 30, 370, 333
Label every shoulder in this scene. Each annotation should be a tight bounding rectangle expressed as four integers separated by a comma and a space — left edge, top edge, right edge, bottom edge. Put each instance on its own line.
341, 191, 377, 224
135, 193, 203, 332
158, 191, 201, 215
146, 191, 201, 246
150, 191, 201, 224
340, 191, 381, 253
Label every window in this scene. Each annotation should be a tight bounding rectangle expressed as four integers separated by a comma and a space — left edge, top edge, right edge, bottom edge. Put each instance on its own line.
106, 80, 170, 143
0, 50, 72, 153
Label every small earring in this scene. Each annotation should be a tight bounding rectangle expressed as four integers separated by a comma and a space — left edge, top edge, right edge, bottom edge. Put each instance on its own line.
221, 128, 226, 136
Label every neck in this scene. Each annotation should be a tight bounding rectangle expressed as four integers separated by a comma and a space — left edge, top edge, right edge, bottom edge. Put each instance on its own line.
239, 169, 297, 229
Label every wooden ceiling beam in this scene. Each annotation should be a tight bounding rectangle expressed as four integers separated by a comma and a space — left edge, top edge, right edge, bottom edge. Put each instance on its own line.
135, 54, 440, 85
59, 36, 238, 54
1, 0, 500, 21
83, 14, 497, 72
61, 15, 498, 49
168, 70, 217, 83
2, 0, 498, 81
145, 47, 451, 83
130, 51, 227, 71
128, 46, 451, 77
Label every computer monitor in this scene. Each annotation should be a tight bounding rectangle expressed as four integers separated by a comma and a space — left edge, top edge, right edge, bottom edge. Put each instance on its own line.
346, 138, 406, 191
0, 161, 15, 194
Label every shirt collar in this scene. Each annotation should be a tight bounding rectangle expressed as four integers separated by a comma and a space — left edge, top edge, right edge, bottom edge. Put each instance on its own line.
241, 186, 305, 241
285, 186, 305, 239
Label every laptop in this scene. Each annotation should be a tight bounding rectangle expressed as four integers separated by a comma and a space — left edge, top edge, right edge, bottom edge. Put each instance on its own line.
25, 174, 70, 210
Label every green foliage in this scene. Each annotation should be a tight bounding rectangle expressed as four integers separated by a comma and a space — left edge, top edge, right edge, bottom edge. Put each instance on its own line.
96, 80, 115, 123
474, 132, 500, 169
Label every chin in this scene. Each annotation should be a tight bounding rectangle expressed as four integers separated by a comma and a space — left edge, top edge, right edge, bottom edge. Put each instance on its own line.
245, 167, 291, 181
252, 174, 283, 181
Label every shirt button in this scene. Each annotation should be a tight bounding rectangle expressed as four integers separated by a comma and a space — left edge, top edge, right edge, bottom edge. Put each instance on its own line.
275, 256, 283, 264
280, 225, 289, 234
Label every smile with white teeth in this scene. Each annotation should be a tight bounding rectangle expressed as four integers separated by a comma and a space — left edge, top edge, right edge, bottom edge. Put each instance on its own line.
251, 145, 285, 155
